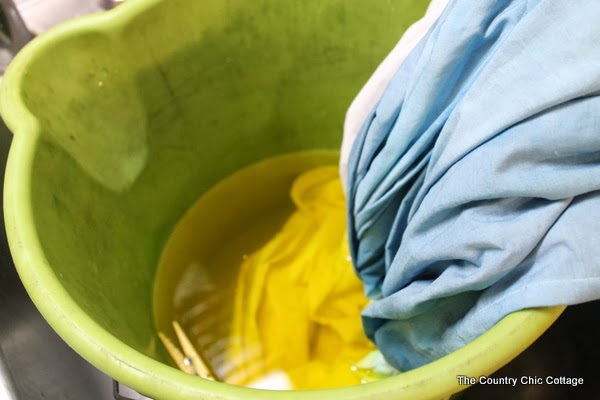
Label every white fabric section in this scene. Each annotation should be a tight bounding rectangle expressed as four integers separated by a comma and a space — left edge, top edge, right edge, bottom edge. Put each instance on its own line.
340, 0, 451, 189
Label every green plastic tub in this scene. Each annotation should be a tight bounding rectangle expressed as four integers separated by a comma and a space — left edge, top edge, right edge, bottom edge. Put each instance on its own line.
0, 0, 564, 399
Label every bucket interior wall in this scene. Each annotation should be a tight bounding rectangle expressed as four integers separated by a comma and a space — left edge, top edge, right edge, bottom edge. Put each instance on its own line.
20, 0, 428, 364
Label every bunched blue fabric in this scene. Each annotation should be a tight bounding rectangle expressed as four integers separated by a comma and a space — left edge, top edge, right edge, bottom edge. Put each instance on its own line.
346, 0, 600, 371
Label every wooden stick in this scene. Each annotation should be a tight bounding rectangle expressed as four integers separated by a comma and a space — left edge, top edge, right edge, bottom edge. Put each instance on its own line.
158, 331, 196, 375
172, 320, 219, 381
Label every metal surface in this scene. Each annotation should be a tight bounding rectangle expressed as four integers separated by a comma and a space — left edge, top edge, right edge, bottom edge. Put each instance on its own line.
0, 0, 34, 72
1, 0, 123, 71
0, 346, 18, 400
0, 119, 116, 399
15, 0, 108, 35
113, 380, 153, 400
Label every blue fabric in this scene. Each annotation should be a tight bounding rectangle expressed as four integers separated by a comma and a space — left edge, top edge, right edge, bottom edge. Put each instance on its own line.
346, 0, 600, 371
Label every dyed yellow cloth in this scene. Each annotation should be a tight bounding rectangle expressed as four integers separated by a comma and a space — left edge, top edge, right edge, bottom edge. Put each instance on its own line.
227, 166, 374, 390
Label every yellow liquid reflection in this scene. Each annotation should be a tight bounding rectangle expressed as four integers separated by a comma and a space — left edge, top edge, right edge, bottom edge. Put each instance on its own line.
153, 151, 374, 390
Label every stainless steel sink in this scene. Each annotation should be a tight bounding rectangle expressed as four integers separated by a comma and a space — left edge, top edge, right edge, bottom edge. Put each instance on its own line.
0, 345, 18, 400
0, 119, 116, 399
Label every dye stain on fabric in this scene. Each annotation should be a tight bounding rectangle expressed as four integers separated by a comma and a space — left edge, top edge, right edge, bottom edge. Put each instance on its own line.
153, 151, 375, 390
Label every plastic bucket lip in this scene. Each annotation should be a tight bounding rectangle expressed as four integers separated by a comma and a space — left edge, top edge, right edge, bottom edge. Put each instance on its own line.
0, 1, 565, 399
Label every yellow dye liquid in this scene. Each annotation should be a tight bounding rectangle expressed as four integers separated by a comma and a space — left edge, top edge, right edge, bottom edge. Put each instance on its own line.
153, 151, 375, 390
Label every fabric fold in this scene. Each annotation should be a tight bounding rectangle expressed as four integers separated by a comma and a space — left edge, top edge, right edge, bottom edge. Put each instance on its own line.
346, 0, 600, 371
